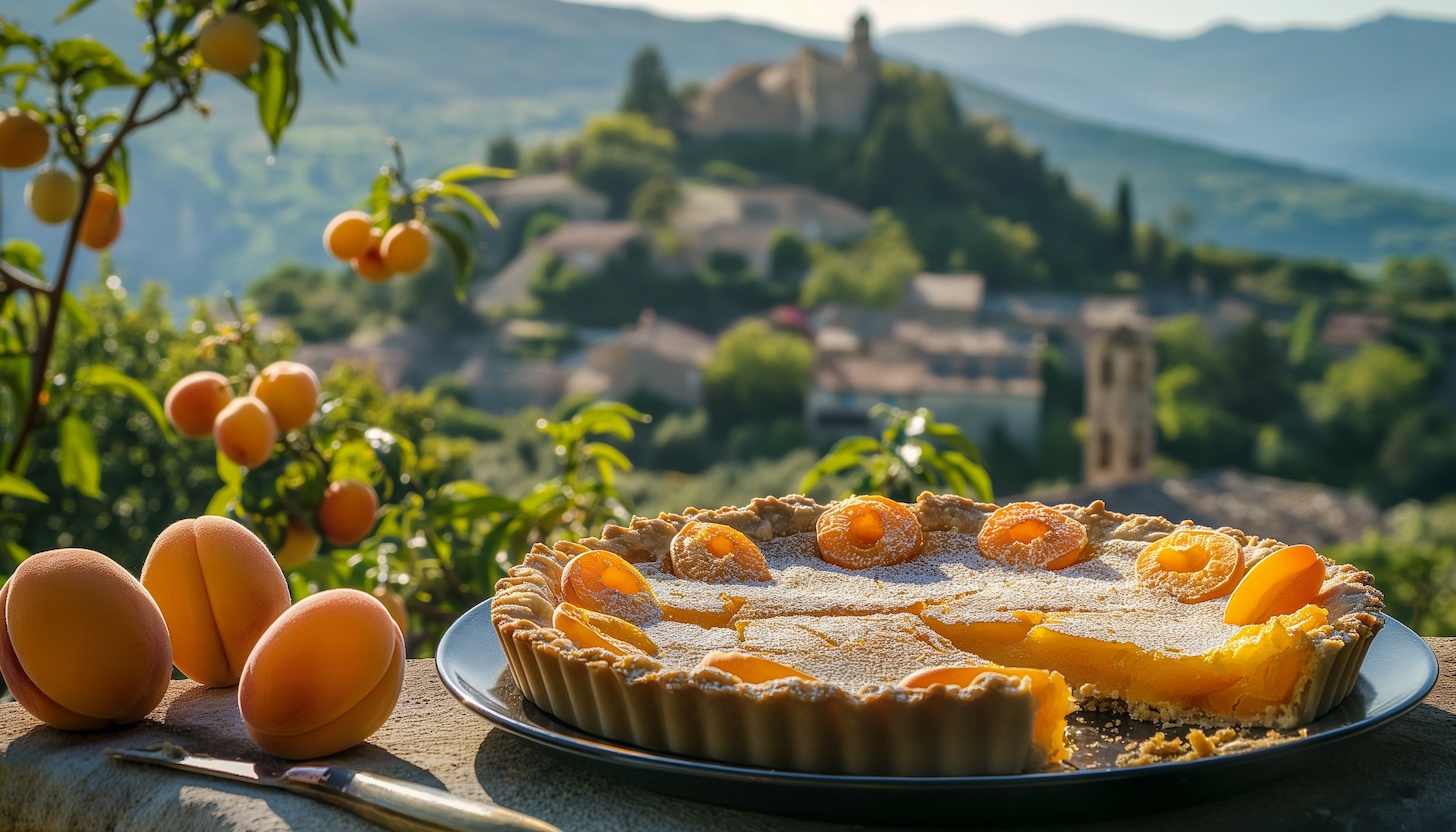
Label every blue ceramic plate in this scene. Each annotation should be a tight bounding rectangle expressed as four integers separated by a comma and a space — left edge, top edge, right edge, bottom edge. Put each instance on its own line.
436, 602, 1435, 825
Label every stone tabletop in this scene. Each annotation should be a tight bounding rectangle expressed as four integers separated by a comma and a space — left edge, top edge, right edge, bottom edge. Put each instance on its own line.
3, 645, 1455, 832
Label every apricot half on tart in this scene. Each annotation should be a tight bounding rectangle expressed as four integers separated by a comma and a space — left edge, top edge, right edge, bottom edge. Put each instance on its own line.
1136, 529, 1244, 603
669, 521, 771, 583
561, 549, 663, 626
816, 495, 924, 569
1224, 544, 1325, 625
977, 502, 1089, 570
552, 602, 657, 656
696, 651, 816, 684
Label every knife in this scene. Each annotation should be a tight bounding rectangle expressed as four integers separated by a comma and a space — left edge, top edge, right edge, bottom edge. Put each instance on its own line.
106, 743, 562, 832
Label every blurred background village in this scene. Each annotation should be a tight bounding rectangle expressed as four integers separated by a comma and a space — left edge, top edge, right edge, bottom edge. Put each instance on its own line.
4, 1, 1456, 637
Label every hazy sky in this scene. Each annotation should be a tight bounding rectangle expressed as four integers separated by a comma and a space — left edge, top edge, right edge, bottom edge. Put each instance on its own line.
571, 0, 1456, 37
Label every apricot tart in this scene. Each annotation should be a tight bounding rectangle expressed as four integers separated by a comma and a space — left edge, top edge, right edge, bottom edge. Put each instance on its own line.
490, 494, 1382, 776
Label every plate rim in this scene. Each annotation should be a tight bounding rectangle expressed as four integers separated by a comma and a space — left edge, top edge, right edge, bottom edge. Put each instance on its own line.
436, 600, 1437, 788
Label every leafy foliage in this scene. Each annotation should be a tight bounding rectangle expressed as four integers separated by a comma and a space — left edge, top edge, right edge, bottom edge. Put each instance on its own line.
1332, 499, 1456, 636
801, 405, 993, 503
799, 210, 923, 307
0, 0, 357, 507
702, 320, 813, 434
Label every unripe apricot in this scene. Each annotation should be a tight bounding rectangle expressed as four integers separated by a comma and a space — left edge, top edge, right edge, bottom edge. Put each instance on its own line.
373, 585, 408, 634
141, 517, 292, 688
380, 221, 432, 275
351, 228, 394, 283
317, 480, 379, 547
249, 360, 321, 433
323, 210, 374, 260
165, 371, 235, 439
0, 109, 49, 169
275, 518, 321, 569
198, 13, 261, 76
213, 395, 278, 469
239, 589, 405, 759
0, 549, 171, 730
78, 184, 123, 251
26, 167, 81, 224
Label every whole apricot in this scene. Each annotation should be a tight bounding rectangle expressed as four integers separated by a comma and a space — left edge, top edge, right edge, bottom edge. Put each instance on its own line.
380, 221, 432, 275
0, 549, 172, 730
164, 371, 235, 439
198, 13, 261, 76
249, 360, 320, 433
0, 109, 49, 169
351, 228, 394, 283
275, 518, 320, 569
78, 184, 123, 251
141, 517, 292, 687
26, 167, 81, 224
372, 585, 408, 634
239, 589, 405, 759
317, 480, 379, 547
213, 395, 278, 469
323, 210, 374, 260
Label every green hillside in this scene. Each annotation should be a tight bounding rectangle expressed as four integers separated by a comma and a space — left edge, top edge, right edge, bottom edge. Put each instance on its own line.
1, 0, 1453, 301
952, 82, 1456, 270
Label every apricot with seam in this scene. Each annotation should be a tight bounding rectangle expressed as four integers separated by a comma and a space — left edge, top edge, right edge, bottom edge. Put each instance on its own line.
0, 549, 172, 730
141, 516, 292, 687
239, 589, 405, 759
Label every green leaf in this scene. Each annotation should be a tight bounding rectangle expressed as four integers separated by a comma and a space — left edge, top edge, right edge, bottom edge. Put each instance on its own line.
51, 37, 138, 98
216, 448, 242, 489
75, 365, 172, 439
2, 239, 44, 275
2, 539, 29, 575
60, 291, 98, 338
585, 442, 632, 473
103, 141, 130, 206
54, 0, 102, 24
427, 217, 473, 302
435, 163, 515, 183
368, 171, 391, 218
431, 181, 499, 228
245, 40, 299, 149
58, 414, 101, 498
206, 485, 239, 517
0, 472, 48, 503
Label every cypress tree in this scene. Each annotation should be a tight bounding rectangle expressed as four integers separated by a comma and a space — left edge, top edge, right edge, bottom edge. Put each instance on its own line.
1115, 176, 1135, 258
620, 46, 677, 129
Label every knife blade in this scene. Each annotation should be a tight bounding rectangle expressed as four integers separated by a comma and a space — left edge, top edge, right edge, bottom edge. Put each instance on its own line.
106, 744, 562, 832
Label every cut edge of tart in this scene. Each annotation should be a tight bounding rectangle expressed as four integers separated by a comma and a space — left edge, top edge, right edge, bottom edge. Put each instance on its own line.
489, 493, 1383, 776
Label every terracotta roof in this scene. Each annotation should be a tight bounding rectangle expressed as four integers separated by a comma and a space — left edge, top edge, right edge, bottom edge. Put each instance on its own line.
1321, 312, 1393, 348
1022, 469, 1381, 547
621, 311, 714, 364
906, 273, 985, 313
472, 172, 599, 201
814, 355, 1042, 398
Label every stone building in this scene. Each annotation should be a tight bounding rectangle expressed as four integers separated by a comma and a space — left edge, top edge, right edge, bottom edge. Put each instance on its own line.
567, 310, 715, 409
1083, 326, 1156, 487
671, 183, 871, 275
685, 15, 878, 139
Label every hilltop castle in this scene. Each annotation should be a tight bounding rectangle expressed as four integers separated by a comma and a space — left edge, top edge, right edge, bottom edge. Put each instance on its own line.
685, 15, 878, 139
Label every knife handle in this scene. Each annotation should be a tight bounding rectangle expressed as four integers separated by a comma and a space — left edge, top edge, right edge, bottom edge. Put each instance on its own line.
278, 765, 561, 832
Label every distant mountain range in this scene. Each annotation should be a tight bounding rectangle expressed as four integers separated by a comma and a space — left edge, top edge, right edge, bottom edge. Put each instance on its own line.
883, 15, 1456, 201
2, 0, 1454, 301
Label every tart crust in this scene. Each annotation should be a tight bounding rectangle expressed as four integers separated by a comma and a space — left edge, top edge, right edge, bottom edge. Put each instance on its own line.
490, 493, 1383, 776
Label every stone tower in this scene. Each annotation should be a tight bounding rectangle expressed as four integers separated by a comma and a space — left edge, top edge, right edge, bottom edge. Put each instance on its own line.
846, 14, 877, 72
1083, 326, 1156, 487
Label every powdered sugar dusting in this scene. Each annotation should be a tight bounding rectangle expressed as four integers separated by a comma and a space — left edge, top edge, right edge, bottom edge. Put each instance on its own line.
641, 528, 1246, 671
